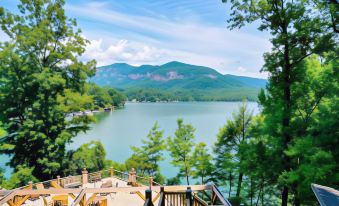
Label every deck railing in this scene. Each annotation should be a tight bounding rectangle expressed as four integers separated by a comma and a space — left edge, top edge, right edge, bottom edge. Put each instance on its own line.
0, 168, 232, 206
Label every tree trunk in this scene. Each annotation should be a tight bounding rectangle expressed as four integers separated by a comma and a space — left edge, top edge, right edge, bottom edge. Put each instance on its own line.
282, 186, 289, 206
236, 173, 243, 197
293, 190, 301, 206
261, 183, 264, 206
281, 23, 292, 206
228, 173, 232, 198
256, 182, 263, 206
250, 177, 254, 206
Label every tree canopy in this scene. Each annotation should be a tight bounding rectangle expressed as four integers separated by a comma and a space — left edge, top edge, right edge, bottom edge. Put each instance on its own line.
0, 0, 96, 180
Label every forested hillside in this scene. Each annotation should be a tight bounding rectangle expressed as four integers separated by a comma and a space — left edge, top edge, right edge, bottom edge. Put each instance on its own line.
90, 61, 267, 101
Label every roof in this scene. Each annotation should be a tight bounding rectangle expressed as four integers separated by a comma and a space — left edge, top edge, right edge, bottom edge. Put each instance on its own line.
311, 184, 339, 206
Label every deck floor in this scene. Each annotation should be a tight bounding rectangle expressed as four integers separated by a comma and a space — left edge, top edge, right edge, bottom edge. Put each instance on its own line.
3, 177, 158, 206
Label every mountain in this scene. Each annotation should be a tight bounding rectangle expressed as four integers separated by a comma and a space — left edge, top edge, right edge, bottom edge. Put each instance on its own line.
90, 61, 267, 101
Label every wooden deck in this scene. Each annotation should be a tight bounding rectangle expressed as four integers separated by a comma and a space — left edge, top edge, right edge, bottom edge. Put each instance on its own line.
0, 168, 231, 206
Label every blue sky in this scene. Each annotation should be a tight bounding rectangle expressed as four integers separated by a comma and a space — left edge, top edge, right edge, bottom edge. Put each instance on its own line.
0, 0, 271, 78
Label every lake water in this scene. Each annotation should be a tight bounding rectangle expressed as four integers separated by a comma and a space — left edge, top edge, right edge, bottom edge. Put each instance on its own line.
1, 102, 259, 179
71, 102, 260, 178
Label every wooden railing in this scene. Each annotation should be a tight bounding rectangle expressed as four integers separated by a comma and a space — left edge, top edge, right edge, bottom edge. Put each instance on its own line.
0, 168, 232, 206
0, 185, 231, 206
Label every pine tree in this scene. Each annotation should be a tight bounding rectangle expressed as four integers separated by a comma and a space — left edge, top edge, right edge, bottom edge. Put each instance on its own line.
214, 101, 253, 198
222, 0, 337, 205
192, 142, 215, 184
168, 118, 196, 185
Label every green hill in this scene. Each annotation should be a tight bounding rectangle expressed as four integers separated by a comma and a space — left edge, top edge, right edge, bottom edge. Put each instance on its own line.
90, 61, 266, 101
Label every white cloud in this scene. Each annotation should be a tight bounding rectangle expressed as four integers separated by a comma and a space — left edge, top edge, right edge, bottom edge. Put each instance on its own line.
237, 66, 247, 72
82, 38, 168, 66
67, 2, 270, 78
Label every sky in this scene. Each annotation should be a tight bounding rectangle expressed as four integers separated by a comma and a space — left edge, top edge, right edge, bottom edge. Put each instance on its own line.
0, 0, 271, 78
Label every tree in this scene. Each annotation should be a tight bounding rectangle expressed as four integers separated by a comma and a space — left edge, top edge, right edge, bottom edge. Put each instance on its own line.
192, 142, 214, 184
214, 101, 253, 198
2, 166, 38, 189
168, 118, 196, 185
140, 122, 165, 176
126, 122, 165, 176
0, 0, 96, 180
237, 115, 278, 206
125, 147, 149, 176
63, 141, 106, 175
222, 0, 337, 205
85, 84, 126, 109
0, 167, 5, 187
279, 55, 339, 205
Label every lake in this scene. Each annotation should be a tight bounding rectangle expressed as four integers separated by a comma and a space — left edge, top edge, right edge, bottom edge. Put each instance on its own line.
71, 102, 260, 178
1, 102, 259, 179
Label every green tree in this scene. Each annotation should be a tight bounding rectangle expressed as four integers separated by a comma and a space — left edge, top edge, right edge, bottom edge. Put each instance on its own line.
0, 0, 96, 180
125, 147, 149, 176
168, 118, 196, 185
140, 122, 165, 176
279, 55, 339, 205
237, 115, 277, 206
86, 84, 126, 109
214, 101, 253, 198
0, 122, 6, 137
222, 0, 337, 205
192, 142, 214, 184
0, 167, 5, 187
106, 87, 126, 107
125, 122, 165, 181
63, 141, 106, 175
2, 166, 38, 189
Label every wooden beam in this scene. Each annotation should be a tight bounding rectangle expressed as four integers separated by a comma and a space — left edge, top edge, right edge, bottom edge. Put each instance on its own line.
193, 194, 208, 206
212, 185, 232, 206
136, 191, 145, 201
50, 180, 76, 199
9, 185, 213, 197
71, 189, 86, 206
12, 195, 30, 206
85, 193, 98, 205
152, 192, 160, 202
0, 190, 16, 205
7, 200, 15, 206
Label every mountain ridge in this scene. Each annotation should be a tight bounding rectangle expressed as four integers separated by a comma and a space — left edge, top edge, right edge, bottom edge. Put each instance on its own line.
91, 61, 267, 101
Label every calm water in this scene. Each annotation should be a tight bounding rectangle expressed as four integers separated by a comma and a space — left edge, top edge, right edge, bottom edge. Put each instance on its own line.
71, 102, 259, 178
1, 102, 259, 178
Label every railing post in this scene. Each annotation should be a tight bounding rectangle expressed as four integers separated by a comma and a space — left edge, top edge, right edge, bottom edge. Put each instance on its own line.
128, 168, 136, 186
57, 175, 61, 187
28, 181, 33, 189
110, 167, 114, 177
149, 176, 153, 189
159, 187, 165, 206
82, 168, 88, 186
57, 175, 60, 184
145, 189, 153, 206
186, 187, 193, 206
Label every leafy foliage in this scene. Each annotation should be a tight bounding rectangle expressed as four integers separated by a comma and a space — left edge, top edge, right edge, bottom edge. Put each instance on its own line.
0, 0, 96, 180
222, 0, 338, 205
86, 83, 126, 109
125, 122, 165, 183
214, 101, 253, 197
2, 166, 38, 189
192, 142, 214, 184
62, 141, 107, 175
167, 118, 196, 185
